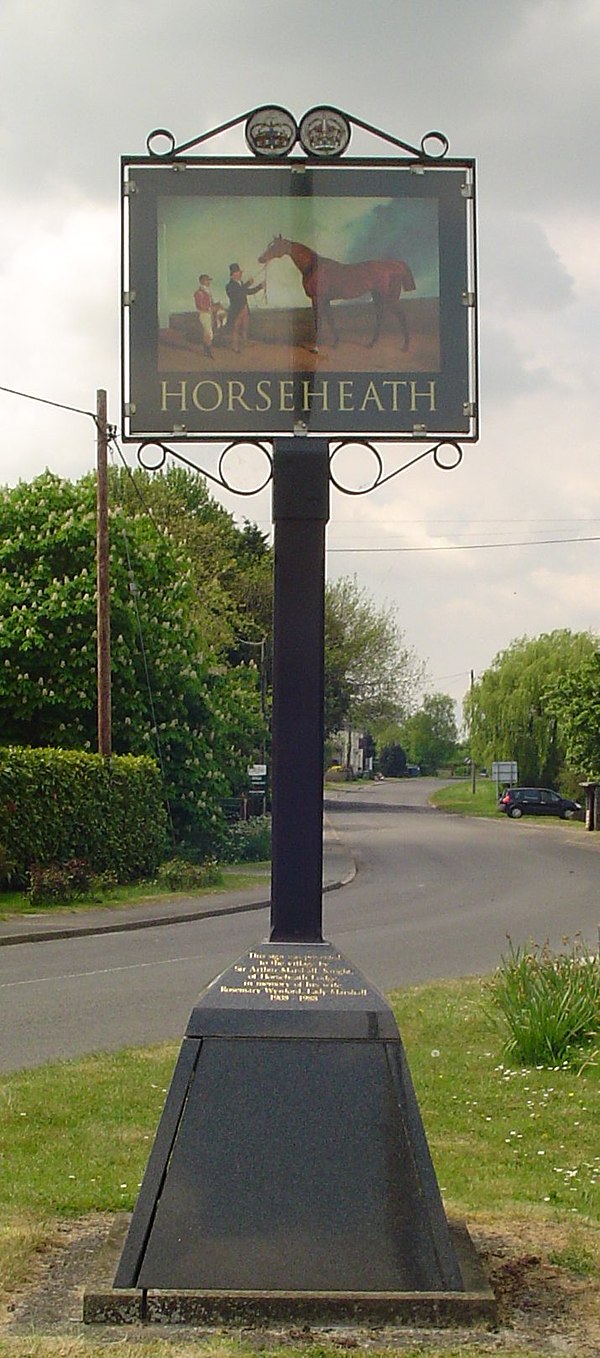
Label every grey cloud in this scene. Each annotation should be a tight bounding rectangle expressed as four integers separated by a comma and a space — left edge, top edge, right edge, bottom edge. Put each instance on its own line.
1, 0, 599, 218
480, 211, 575, 313
480, 319, 556, 404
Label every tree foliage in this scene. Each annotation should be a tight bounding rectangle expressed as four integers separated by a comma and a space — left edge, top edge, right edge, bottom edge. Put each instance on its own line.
544, 650, 600, 778
0, 471, 264, 848
324, 576, 426, 736
111, 464, 273, 661
377, 742, 407, 777
400, 692, 459, 774
465, 630, 597, 786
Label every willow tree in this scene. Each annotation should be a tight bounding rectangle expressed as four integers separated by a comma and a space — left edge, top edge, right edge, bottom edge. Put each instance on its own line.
465, 630, 597, 786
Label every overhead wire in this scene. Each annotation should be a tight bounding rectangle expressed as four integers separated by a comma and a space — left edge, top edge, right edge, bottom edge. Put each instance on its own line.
328, 533, 600, 553
0, 383, 97, 421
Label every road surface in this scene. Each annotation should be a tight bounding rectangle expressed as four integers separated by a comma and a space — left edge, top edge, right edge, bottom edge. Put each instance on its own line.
1, 779, 598, 1071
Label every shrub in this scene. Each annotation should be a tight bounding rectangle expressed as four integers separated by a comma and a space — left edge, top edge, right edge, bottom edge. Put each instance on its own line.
0, 842, 17, 888
219, 815, 271, 863
28, 858, 92, 906
377, 742, 407, 777
485, 936, 600, 1066
0, 746, 168, 885
155, 858, 222, 891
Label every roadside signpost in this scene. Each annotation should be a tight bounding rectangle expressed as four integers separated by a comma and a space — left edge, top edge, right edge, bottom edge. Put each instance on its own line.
492, 760, 518, 794
86, 107, 494, 1327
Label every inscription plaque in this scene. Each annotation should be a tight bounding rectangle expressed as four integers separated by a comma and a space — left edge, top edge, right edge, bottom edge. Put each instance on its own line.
184, 942, 398, 1039
220, 948, 368, 1002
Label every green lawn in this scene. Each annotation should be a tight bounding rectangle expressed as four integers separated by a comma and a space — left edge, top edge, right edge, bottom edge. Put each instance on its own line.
0, 866, 270, 919
430, 780, 504, 817
1, 975, 598, 1264
0, 974, 597, 1356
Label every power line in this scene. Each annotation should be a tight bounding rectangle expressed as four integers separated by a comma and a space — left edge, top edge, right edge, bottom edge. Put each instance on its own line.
328, 534, 600, 554
0, 383, 96, 420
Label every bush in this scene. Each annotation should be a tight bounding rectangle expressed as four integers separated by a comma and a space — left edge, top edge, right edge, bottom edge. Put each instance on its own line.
154, 858, 222, 891
485, 936, 600, 1066
377, 742, 407, 777
0, 842, 17, 888
0, 746, 168, 885
28, 858, 92, 906
218, 815, 271, 863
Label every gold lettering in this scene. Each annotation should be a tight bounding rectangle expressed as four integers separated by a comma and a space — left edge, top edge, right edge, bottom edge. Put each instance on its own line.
382, 380, 408, 411
338, 380, 354, 411
256, 379, 272, 411
279, 380, 295, 411
192, 380, 223, 412
218, 951, 368, 1003
160, 380, 188, 412
360, 381, 384, 412
409, 380, 436, 411
301, 379, 329, 411
227, 380, 252, 412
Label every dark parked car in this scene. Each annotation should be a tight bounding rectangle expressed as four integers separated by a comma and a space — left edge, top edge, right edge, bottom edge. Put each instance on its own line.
498, 787, 582, 820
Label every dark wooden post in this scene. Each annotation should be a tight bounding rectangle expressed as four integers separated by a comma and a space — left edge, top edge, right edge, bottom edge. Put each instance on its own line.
269, 439, 330, 942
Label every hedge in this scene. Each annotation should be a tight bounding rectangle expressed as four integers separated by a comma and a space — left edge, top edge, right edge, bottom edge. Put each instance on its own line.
0, 746, 168, 886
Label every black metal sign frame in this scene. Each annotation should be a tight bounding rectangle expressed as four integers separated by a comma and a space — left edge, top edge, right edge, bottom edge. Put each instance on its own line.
122, 144, 477, 444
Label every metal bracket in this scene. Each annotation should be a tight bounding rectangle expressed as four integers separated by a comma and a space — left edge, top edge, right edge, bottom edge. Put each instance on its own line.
129, 434, 466, 498
328, 438, 464, 495
142, 107, 452, 164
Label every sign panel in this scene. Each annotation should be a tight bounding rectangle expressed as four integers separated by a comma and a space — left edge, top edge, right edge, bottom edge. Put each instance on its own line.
122, 157, 477, 442
492, 760, 518, 786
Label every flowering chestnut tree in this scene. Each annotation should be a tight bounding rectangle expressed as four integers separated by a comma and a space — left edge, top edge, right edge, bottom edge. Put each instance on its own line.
0, 471, 263, 847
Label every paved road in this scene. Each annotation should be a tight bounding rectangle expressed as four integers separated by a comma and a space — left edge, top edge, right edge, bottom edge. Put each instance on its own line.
1, 779, 598, 1072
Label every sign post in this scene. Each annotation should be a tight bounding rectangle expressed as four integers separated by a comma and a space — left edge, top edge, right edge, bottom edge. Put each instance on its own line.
86, 108, 495, 1328
270, 439, 329, 942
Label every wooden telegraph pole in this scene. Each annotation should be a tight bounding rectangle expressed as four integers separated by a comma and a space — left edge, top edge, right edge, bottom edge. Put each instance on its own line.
96, 389, 112, 757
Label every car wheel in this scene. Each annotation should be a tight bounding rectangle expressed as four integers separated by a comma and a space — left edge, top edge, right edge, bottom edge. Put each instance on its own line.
562, 808, 575, 820
508, 805, 523, 818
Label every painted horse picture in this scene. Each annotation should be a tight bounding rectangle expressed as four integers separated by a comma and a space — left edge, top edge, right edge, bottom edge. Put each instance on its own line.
258, 235, 416, 351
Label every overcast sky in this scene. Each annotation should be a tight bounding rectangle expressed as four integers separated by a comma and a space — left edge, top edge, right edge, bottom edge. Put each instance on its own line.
1, 0, 599, 717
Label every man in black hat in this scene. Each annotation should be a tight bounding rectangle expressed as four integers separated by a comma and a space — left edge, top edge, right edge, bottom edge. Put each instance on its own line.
226, 263, 264, 353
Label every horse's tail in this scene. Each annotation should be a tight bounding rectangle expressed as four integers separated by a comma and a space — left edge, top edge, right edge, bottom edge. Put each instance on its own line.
388, 262, 416, 299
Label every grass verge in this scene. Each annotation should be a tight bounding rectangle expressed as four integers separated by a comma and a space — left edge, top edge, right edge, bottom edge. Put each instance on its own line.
0, 867, 270, 920
430, 781, 506, 817
0, 978, 598, 1275
0, 977, 597, 1356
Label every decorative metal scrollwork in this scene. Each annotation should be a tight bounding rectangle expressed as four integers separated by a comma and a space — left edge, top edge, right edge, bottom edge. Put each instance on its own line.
136, 437, 462, 496
146, 128, 177, 159
329, 438, 462, 495
143, 107, 450, 163
137, 440, 273, 496
138, 441, 168, 471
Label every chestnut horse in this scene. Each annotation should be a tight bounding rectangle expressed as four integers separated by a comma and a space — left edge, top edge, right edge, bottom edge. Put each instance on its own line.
258, 235, 416, 350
